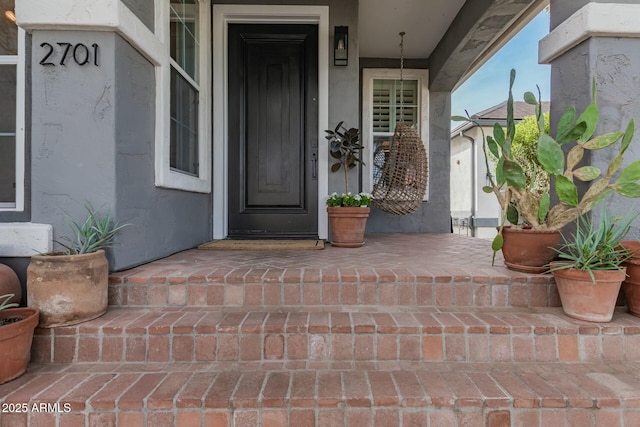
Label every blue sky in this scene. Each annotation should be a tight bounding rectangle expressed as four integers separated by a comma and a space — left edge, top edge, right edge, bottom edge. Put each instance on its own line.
451, 10, 551, 122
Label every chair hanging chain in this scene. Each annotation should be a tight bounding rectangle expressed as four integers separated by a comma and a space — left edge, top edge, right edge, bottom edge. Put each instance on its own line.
399, 32, 406, 124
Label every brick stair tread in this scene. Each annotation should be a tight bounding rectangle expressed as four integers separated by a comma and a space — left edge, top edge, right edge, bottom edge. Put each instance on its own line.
3, 361, 640, 411
38, 306, 640, 335
31, 306, 640, 366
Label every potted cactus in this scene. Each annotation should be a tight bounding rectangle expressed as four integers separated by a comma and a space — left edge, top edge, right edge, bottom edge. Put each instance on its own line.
453, 69, 640, 272
325, 122, 371, 247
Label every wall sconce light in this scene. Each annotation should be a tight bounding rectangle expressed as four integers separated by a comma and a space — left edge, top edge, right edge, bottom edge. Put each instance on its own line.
4, 10, 16, 23
334, 26, 348, 66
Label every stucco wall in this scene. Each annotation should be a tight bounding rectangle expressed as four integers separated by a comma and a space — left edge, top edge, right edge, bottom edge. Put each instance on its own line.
450, 125, 500, 239
550, 0, 639, 29
30, 31, 119, 255
121, 0, 155, 32
549, 0, 640, 240
28, 30, 211, 271
113, 36, 210, 270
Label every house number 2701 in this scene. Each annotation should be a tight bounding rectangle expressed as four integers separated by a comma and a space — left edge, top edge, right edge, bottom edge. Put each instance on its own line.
39, 42, 99, 67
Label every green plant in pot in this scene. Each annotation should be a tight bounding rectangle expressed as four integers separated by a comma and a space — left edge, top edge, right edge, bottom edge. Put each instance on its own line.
0, 294, 39, 384
27, 204, 129, 328
550, 209, 636, 322
453, 69, 640, 273
324, 121, 371, 247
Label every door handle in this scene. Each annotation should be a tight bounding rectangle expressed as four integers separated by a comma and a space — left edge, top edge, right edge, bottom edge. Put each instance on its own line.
311, 152, 318, 179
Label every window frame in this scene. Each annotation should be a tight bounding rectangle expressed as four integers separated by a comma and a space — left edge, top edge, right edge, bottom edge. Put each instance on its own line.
0, 28, 25, 212
155, 0, 211, 193
362, 68, 429, 200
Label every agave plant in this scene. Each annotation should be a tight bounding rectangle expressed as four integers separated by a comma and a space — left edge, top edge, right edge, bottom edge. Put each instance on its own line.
55, 204, 129, 255
0, 294, 19, 312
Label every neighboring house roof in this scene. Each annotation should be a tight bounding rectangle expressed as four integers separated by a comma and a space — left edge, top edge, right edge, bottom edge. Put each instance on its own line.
471, 101, 550, 121
451, 101, 550, 136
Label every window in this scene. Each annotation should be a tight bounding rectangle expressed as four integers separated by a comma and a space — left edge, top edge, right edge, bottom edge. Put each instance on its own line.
362, 69, 428, 198
156, 0, 210, 192
372, 79, 418, 185
0, 0, 24, 211
170, 0, 199, 176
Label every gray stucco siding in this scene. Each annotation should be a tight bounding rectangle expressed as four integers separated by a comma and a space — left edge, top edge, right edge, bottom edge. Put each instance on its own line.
112, 35, 211, 271
30, 30, 118, 254
121, 0, 155, 33
549, 0, 640, 240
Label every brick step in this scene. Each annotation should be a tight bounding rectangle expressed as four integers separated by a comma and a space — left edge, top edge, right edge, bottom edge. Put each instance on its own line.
108, 264, 559, 309
2, 361, 640, 426
31, 307, 640, 365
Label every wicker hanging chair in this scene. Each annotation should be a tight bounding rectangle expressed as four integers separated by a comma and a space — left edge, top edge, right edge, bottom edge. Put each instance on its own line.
371, 33, 428, 215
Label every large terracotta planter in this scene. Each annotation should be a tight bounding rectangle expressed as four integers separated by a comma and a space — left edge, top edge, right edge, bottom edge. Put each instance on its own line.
327, 207, 370, 248
0, 307, 39, 384
27, 250, 109, 328
501, 227, 561, 273
552, 265, 626, 322
621, 241, 640, 317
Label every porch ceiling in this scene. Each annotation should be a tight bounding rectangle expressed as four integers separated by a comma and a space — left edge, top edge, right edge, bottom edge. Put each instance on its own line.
359, 0, 549, 91
358, 0, 466, 59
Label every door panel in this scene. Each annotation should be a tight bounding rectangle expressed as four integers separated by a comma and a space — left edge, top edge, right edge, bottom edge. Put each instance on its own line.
228, 24, 318, 238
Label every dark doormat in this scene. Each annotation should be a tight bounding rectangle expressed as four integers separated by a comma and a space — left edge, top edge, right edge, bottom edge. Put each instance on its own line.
198, 240, 324, 250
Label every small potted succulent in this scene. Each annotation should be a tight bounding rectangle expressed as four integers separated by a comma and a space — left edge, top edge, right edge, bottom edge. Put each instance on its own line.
27, 204, 128, 327
325, 121, 371, 247
550, 209, 635, 322
0, 294, 39, 384
453, 69, 640, 272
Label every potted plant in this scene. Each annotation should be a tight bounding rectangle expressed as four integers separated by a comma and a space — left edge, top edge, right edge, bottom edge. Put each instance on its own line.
324, 121, 371, 247
0, 294, 39, 384
453, 69, 640, 272
620, 240, 640, 317
27, 204, 128, 328
550, 210, 635, 322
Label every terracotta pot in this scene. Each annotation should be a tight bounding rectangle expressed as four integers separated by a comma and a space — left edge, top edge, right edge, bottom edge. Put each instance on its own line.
27, 250, 109, 328
0, 263, 22, 305
500, 227, 561, 274
327, 206, 370, 248
551, 265, 626, 322
620, 241, 640, 317
621, 240, 640, 260
0, 307, 39, 384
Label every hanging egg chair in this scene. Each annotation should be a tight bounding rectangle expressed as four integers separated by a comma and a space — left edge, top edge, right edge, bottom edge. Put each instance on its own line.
371, 32, 428, 216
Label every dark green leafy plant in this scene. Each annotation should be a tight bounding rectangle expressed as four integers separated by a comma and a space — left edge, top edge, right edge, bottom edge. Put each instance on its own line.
325, 122, 364, 194
0, 294, 19, 312
55, 204, 129, 255
453, 69, 640, 264
551, 209, 636, 282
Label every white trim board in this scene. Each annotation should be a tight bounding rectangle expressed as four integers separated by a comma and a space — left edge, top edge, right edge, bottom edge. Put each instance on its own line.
539, 3, 640, 64
212, 5, 330, 240
0, 223, 52, 257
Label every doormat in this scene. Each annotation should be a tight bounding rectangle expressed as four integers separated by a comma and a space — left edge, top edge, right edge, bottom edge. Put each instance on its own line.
198, 239, 325, 251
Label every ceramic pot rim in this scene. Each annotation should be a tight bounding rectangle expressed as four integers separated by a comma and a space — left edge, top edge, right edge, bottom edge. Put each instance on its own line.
30, 249, 106, 262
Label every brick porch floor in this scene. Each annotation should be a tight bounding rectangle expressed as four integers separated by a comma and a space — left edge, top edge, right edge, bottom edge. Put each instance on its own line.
3, 233, 640, 426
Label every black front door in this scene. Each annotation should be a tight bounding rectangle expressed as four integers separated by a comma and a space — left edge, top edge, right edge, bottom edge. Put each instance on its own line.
228, 24, 319, 238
